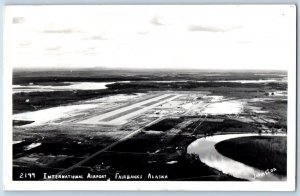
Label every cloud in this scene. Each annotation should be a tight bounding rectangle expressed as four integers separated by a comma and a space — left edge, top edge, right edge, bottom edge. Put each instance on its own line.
42, 28, 81, 34
228, 25, 243, 31
46, 46, 62, 51
138, 31, 150, 35
84, 52, 97, 55
236, 41, 252, 44
188, 25, 242, 33
13, 17, 25, 24
19, 41, 31, 47
150, 16, 164, 26
82, 35, 107, 40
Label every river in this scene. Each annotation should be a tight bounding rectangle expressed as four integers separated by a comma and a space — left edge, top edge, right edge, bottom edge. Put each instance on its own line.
187, 133, 286, 181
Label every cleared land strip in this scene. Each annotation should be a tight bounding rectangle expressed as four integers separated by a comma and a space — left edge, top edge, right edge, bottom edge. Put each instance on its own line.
102, 95, 176, 122
141, 95, 175, 107
102, 107, 141, 121
101, 94, 179, 125
74, 93, 161, 122
78, 94, 178, 125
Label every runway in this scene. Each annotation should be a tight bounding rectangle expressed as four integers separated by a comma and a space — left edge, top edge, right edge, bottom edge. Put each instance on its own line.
78, 94, 180, 125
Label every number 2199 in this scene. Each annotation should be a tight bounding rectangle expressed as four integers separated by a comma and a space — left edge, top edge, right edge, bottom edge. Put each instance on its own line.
19, 173, 35, 179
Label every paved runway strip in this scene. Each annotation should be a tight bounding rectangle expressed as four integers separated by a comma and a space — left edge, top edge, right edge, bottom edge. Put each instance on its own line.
78, 94, 179, 125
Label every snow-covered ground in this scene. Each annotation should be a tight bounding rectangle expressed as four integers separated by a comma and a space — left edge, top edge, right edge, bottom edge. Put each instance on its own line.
13, 82, 115, 93
202, 100, 244, 115
13, 104, 99, 126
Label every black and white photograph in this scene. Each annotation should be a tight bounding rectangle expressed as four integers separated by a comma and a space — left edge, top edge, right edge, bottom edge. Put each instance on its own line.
3, 5, 296, 191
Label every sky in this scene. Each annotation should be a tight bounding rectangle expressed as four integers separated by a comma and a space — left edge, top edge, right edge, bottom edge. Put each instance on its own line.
4, 5, 296, 70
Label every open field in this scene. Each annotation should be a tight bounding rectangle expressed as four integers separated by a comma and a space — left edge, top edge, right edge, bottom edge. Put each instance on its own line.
183, 119, 258, 136
145, 118, 184, 132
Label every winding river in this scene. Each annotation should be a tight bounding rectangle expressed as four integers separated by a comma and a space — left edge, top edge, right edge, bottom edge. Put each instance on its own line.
187, 133, 286, 181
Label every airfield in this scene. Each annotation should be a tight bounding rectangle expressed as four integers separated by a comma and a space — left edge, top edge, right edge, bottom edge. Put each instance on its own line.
11, 70, 288, 181
13, 86, 287, 181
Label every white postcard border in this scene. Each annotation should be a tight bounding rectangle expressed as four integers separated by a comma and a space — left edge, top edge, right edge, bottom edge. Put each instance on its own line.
2, 5, 296, 191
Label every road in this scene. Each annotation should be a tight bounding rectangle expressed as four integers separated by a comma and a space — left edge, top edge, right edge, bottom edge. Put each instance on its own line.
54, 115, 168, 176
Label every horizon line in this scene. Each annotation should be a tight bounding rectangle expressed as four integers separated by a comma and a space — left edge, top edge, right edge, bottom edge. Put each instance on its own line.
13, 67, 287, 72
